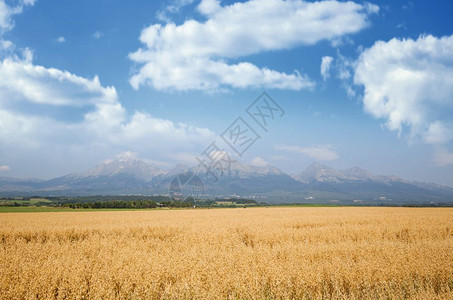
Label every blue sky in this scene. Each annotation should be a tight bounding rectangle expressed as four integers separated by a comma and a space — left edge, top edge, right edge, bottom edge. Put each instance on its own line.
0, 0, 453, 186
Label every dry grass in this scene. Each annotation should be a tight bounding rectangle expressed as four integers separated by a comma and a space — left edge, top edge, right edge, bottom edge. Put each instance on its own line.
0, 207, 452, 299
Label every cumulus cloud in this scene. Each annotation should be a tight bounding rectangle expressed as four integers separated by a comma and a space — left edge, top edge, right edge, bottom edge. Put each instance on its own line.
275, 145, 339, 161
130, 0, 378, 91
197, 0, 220, 15
320, 56, 333, 81
0, 54, 214, 144
56, 36, 65, 43
0, 0, 214, 177
0, 165, 10, 172
354, 35, 453, 145
0, 49, 215, 176
0, 53, 117, 107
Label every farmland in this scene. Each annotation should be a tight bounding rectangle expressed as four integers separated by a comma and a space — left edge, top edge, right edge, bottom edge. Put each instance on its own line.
0, 207, 452, 299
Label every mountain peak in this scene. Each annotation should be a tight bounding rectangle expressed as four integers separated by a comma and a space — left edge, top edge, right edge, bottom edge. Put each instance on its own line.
188, 159, 282, 178
294, 162, 346, 183
80, 157, 164, 181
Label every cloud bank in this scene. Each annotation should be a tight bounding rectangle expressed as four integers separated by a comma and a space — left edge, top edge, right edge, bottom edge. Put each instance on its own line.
0, 52, 215, 158
130, 0, 378, 91
0, 0, 215, 176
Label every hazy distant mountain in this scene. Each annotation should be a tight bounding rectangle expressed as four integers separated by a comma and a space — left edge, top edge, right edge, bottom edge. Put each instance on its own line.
1, 159, 452, 204
190, 159, 283, 178
0, 177, 44, 192
154, 159, 294, 197
292, 163, 405, 184
290, 162, 453, 204
36, 158, 165, 195
292, 162, 346, 183
79, 158, 164, 181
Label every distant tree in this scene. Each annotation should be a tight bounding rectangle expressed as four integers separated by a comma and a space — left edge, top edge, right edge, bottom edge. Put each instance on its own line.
184, 196, 195, 204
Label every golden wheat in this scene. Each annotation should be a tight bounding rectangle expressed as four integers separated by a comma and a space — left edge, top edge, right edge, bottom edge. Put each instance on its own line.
0, 207, 452, 299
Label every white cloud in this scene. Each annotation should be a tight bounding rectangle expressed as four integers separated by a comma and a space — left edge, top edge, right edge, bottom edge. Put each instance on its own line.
129, 55, 312, 91
320, 56, 333, 81
131, 0, 378, 91
0, 0, 34, 33
0, 38, 14, 58
0, 54, 117, 107
363, 2, 379, 14
167, 0, 195, 12
433, 148, 453, 167
197, 0, 220, 15
0, 0, 34, 56
330, 36, 354, 48
0, 0, 214, 177
56, 36, 65, 43
156, 0, 195, 23
0, 39, 12, 50
275, 145, 339, 161
156, 10, 171, 23
0, 1, 11, 32
354, 35, 453, 145
0, 52, 215, 176
0, 165, 10, 172
336, 53, 353, 80
327, 51, 356, 97
251, 157, 269, 167
424, 122, 453, 145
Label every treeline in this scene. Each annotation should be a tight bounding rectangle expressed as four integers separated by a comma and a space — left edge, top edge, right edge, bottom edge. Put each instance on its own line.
60, 195, 198, 209
63, 200, 158, 209
1, 194, 262, 209
50, 195, 171, 204
0, 197, 50, 207
215, 198, 259, 204
63, 198, 260, 209
1, 197, 31, 201
0, 201, 31, 207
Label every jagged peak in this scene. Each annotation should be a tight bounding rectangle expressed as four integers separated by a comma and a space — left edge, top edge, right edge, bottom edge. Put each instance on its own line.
80, 157, 164, 181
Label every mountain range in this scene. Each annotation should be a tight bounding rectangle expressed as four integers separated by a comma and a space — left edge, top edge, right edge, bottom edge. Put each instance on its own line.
1, 158, 452, 205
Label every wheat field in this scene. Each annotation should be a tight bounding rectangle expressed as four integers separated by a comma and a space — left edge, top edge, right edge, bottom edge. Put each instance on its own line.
0, 207, 452, 299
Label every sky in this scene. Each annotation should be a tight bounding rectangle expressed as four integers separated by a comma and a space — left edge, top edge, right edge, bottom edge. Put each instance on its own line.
0, 0, 453, 186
